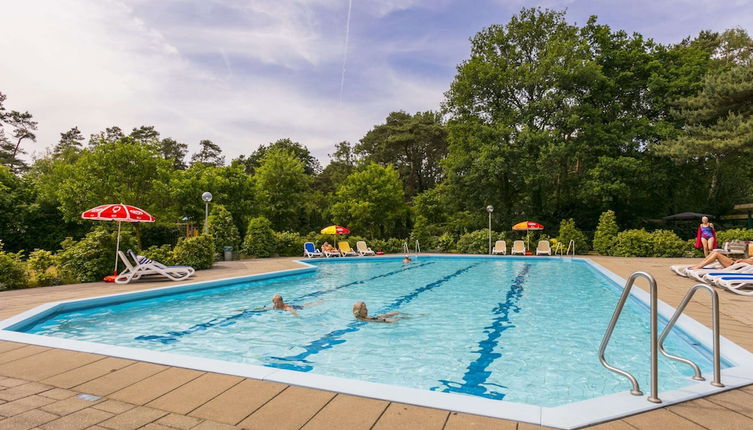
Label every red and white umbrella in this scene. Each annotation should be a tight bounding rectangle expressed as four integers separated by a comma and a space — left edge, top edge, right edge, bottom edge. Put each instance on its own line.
81, 204, 155, 278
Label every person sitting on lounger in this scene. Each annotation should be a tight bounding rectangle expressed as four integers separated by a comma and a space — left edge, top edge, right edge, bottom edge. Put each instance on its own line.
322, 242, 337, 253
691, 251, 753, 270
352, 301, 400, 323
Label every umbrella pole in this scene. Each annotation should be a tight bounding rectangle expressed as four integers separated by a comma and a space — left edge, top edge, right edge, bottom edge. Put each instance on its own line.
114, 221, 122, 275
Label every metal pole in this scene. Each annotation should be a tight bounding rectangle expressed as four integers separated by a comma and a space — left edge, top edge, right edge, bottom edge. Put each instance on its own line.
113, 221, 121, 275
488, 212, 492, 255
204, 202, 209, 234
648, 280, 660, 403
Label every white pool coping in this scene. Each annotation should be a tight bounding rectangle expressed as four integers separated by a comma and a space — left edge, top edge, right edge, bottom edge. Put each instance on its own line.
1, 255, 752, 429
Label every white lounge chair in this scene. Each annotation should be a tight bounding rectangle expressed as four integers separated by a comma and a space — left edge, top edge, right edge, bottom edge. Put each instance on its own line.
671, 262, 724, 278
303, 242, 323, 258
492, 240, 506, 255
356, 241, 375, 256
686, 262, 752, 282
511, 240, 526, 255
322, 244, 341, 258
115, 250, 194, 284
715, 276, 753, 295
701, 265, 753, 284
536, 240, 551, 256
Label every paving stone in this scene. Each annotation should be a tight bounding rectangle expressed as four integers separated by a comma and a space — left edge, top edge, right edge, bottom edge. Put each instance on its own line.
0, 409, 59, 430
238, 386, 335, 430
300, 394, 388, 430
0, 345, 49, 365
109, 367, 204, 405
371, 403, 448, 430
0, 376, 27, 387
668, 397, 753, 429
41, 395, 103, 416
623, 408, 704, 429
98, 405, 168, 429
444, 412, 518, 430
0, 394, 56, 418
190, 378, 286, 424
39, 407, 113, 430
0, 342, 28, 354
706, 388, 753, 420
147, 373, 242, 415
141, 424, 175, 430
40, 388, 77, 400
192, 420, 240, 429
43, 357, 134, 389
0, 382, 54, 401
583, 419, 637, 429
156, 412, 204, 429
73, 362, 166, 396
0, 349, 101, 381
91, 399, 136, 414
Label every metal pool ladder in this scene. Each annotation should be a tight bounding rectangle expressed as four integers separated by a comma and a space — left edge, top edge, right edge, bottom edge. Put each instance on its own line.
554, 240, 575, 256
598, 272, 723, 404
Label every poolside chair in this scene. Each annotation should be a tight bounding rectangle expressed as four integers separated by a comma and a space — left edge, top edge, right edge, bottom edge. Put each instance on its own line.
322, 244, 341, 258
491, 240, 507, 255
714, 276, 753, 295
685, 262, 752, 282
356, 241, 375, 256
536, 240, 551, 256
511, 240, 526, 255
700, 265, 753, 283
303, 242, 323, 258
115, 250, 194, 284
338, 241, 358, 257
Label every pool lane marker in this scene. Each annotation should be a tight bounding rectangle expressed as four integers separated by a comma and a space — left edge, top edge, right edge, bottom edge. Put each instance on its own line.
266, 262, 481, 372
134, 261, 436, 344
432, 263, 530, 400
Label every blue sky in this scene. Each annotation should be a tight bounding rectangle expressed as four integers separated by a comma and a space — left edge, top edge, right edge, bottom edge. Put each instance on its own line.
1, 0, 752, 165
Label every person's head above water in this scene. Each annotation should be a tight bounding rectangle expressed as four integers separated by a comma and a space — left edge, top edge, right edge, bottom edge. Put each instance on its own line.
352, 301, 368, 319
272, 294, 285, 309
403, 256, 412, 263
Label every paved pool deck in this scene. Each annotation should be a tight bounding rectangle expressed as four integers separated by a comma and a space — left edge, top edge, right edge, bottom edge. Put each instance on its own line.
0, 256, 752, 429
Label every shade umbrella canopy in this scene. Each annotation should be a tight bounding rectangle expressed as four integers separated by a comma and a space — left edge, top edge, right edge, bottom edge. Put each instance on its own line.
81, 204, 155, 279
512, 221, 544, 231
321, 225, 350, 235
662, 212, 713, 221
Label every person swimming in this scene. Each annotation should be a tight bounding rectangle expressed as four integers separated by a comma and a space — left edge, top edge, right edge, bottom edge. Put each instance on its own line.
402, 256, 412, 264
258, 294, 303, 316
352, 301, 400, 323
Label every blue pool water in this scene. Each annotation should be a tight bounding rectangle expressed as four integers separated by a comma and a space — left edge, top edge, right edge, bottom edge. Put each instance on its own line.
18, 257, 721, 407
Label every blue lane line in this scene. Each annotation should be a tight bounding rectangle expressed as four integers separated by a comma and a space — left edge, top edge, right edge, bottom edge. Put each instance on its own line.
432, 263, 530, 400
266, 262, 481, 372
135, 261, 436, 344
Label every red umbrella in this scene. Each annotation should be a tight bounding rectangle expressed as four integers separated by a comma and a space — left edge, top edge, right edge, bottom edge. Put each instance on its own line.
512, 221, 545, 252
81, 204, 155, 278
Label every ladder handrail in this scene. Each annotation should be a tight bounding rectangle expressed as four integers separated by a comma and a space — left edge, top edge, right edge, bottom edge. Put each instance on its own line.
599, 271, 661, 403
402, 242, 409, 254
658, 283, 724, 387
566, 239, 575, 256
415, 240, 421, 254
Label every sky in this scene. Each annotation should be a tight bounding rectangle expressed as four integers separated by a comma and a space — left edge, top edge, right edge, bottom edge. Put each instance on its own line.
1, 0, 752, 166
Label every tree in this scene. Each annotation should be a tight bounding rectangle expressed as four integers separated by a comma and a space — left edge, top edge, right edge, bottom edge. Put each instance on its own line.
330, 163, 408, 238
159, 138, 188, 170
593, 210, 619, 255
314, 141, 357, 194
54, 127, 85, 160
236, 138, 321, 175
89, 126, 125, 146
208, 204, 241, 254
0, 92, 37, 172
191, 139, 225, 167
254, 148, 311, 231
356, 111, 447, 197
129, 126, 160, 146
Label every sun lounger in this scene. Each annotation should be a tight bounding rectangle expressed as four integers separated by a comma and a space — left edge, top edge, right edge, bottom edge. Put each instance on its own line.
511, 240, 526, 255
536, 240, 551, 256
685, 262, 751, 282
492, 240, 506, 255
338, 241, 358, 257
115, 250, 194, 284
356, 241, 375, 256
713, 276, 753, 295
322, 244, 340, 257
303, 242, 323, 258
671, 262, 723, 278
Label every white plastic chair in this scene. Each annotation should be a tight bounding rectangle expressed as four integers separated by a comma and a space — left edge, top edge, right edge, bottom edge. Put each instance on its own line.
511, 240, 526, 255
356, 241, 375, 256
536, 240, 551, 255
492, 240, 506, 255
115, 251, 194, 284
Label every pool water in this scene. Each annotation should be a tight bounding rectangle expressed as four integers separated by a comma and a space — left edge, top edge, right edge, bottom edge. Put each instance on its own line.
20, 257, 720, 407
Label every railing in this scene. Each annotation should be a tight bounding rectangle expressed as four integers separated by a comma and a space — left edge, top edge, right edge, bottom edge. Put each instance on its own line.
402, 242, 409, 255
659, 283, 724, 388
554, 240, 575, 256
415, 240, 421, 254
566, 239, 575, 256
599, 272, 661, 403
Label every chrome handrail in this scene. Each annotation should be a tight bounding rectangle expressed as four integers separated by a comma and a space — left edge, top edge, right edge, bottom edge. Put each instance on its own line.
599, 271, 661, 403
659, 283, 724, 387
554, 242, 564, 256
566, 239, 575, 256
415, 240, 421, 254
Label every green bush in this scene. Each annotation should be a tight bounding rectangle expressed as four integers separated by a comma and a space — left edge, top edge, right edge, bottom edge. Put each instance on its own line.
557, 219, 589, 254
58, 227, 137, 283
172, 235, 215, 270
435, 232, 456, 253
410, 216, 437, 251
0, 250, 28, 289
208, 204, 241, 256
242, 216, 276, 257
716, 228, 753, 245
457, 229, 502, 254
274, 231, 306, 256
650, 230, 690, 257
368, 238, 405, 254
686, 239, 704, 257
27, 249, 62, 287
611, 229, 654, 257
140, 244, 175, 266
593, 210, 619, 255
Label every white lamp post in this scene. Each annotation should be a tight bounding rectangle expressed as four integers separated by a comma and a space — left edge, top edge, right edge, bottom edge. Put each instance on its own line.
487, 205, 494, 254
202, 192, 213, 234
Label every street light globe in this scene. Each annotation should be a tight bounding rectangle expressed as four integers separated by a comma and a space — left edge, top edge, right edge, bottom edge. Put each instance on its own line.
486, 205, 494, 213
202, 192, 213, 202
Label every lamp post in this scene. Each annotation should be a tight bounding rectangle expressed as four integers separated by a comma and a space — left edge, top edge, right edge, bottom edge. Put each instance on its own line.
487, 205, 494, 254
202, 192, 213, 234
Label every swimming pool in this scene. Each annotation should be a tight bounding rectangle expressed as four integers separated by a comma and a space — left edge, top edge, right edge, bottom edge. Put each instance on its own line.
2, 256, 752, 429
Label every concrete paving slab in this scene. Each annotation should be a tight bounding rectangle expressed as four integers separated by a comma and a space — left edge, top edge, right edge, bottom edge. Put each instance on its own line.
0, 376, 27, 387
91, 399, 136, 414
109, 367, 204, 405
0, 408, 59, 429
98, 405, 168, 429
192, 419, 241, 429
141, 423, 175, 430
622, 408, 704, 429
39, 388, 77, 400
40, 395, 103, 416
705, 388, 753, 420
299, 394, 388, 430
0, 394, 56, 417
38, 406, 113, 430
0, 382, 54, 401
668, 397, 753, 429
238, 385, 336, 430
0, 349, 101, 381
155, 412, 203, 429
371, 403, 448, 430
0, 341, 27, 354
73, 362, 166, 396
43, 357, 133, 389
190, 378, 287, 425
0, 345, 49, 365
583, 420, 637, 429
147, 373, 243, 415
443, 412, 518, 430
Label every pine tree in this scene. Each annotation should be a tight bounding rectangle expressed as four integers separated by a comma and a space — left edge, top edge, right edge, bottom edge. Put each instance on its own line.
191, 139, 225, 167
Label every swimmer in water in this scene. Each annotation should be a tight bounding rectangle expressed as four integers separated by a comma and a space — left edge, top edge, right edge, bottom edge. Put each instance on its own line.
403, 256, 412, 264
352, 301, 400, 323
256, 294, 303, 316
